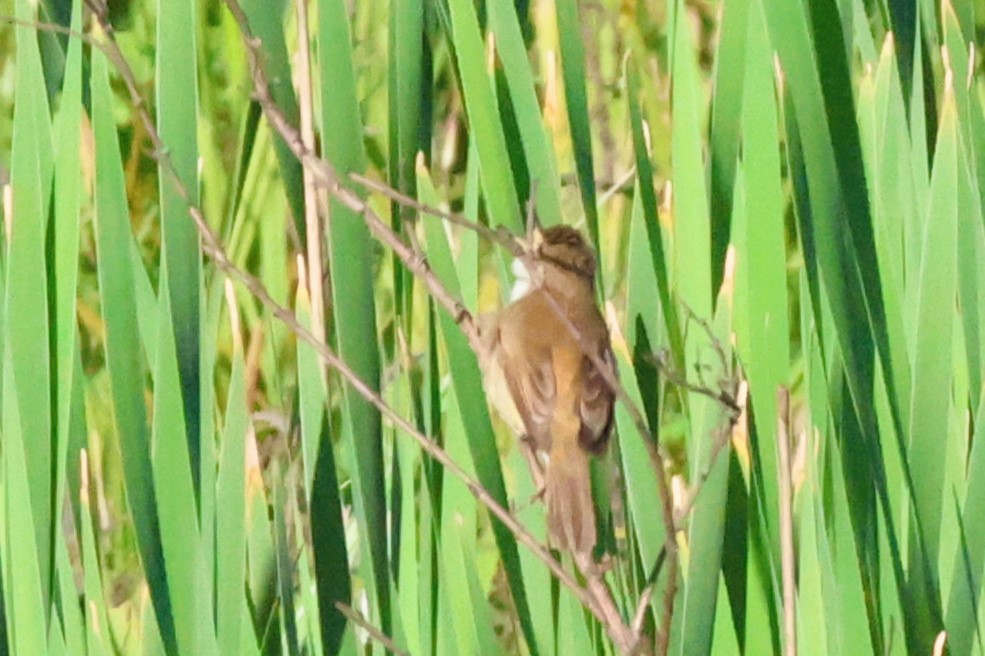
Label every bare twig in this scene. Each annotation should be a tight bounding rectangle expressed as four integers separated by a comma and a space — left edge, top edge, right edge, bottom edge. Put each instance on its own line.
335, 601, 410, 656
672, 393, 742, 528
0, 15, 94, 45
350, 171, 524, 258
646, 304, 743, 529
221, 0, 488, 356
575, 552, 639, 654
598, 166, 637, 208
641, 304, 741, 653
216, 3, 666, 651
60, 1, 622, 642
229, 0, 680, 572
23, 3, 679, 652
218, 4, 663, 649
650, 350, 741, 416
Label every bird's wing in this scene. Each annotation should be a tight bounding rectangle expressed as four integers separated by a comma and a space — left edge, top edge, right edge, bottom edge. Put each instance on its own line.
502, 341, 556, 450
578, 344, 615, 454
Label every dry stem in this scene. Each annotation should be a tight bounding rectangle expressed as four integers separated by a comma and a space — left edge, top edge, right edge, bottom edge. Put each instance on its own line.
58, 0, 623, 646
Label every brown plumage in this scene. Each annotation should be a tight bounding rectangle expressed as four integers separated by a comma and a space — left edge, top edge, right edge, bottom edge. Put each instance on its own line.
479, 225, 614, 556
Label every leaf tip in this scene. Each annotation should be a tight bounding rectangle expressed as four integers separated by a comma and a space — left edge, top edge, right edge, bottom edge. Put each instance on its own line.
720, 244, 736, 310
772, 53, 785, 97
485, 31, 496, 74
941, 45, 955, 100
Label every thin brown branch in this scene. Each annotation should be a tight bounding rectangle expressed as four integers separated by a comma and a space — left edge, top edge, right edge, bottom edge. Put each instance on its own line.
68, 1, 625, 641
334, 601, 410, 656
216, 0, 656, 640
647, 307, 741, 653
598, 166, 637, 208
219, 0, 485, 355
349, 171, 525, 258
648, 305, 743, 529
55, 2, 675, 651
0, 15, 94, 45
650, 350, 741, 416
9, 8, 665, 655
672, 412, 739, 527
575, 551, 639, 654
217, 3, 658, 650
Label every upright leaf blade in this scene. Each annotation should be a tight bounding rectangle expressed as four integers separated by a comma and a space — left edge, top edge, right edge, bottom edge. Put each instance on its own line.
157, 0, 202, 502
319, 0, 391, 634
91, 47, 175, 655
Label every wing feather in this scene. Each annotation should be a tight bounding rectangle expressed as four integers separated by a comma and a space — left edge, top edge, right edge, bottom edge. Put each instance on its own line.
578, 345, 615, 454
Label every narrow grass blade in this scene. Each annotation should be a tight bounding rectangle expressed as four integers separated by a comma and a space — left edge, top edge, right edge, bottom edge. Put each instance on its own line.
91, 48, 175, 654
387, 0, 424, 330
157, 0, 202, 501
150, 275, 213, 655
732, 0, 788, 569
387, 0, 424, 200
678, 288, 734, 655
487, 2, 563, 228
707, 0, 748, 292
296, 282, 324, 490
611, 340, 664, 570
905, 72, 959, 632
864, 35, 912, 442
2, 360, 48, 655
241, 0, 306, 242
7, 0, 54, 606
554, 0, 599, 244
246, 452, 279, 651
945, 392, 985, 653
670, 0, 711, 318
54, 531, 85, 656
395, 408, 422, 655
419, 168, 541, 655
626, 61, 683, 364
272, 471, 300, 655
446, 0, 521, 231
51, 0, 83, 538
78, 453, 110, 656
298, 293, 352, 656
437, 393, 505, 656
216, 339, 249, 656
824, 408, 877, 653
319, 0, 391, 634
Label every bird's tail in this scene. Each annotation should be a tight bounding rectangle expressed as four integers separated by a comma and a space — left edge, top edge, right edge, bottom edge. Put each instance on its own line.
545, 444, 596, 555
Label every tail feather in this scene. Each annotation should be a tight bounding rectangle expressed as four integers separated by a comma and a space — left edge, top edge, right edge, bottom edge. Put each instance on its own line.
545, 447, 596, 555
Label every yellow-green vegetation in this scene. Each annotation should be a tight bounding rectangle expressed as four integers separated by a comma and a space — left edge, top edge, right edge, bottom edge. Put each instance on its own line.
0, 0, 983, 654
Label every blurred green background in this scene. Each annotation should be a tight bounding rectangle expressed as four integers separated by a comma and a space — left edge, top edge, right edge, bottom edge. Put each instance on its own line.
1, 0, 985, 653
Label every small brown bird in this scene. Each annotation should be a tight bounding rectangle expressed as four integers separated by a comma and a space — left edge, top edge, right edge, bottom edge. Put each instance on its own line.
479, 224, 615, 556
